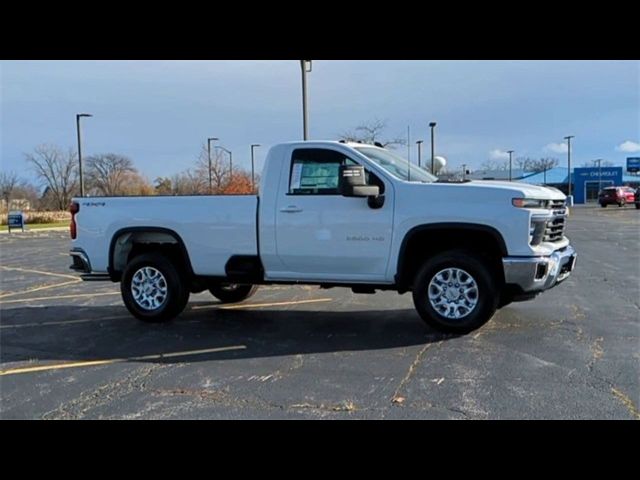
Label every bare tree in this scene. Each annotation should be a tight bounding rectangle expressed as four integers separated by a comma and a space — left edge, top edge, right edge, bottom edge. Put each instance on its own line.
25, 144, 78, 210
154, 177, 173, 195
13, 179, 40, 210
195, 145, 230, 194
525, 157, 559, 173
0, 171, 19, 211
339, 118, 407, 148
85, 154, 137, 196
479, 159, 509, 171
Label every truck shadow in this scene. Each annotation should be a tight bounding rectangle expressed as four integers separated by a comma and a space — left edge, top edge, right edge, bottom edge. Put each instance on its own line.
0, 304, 455, 366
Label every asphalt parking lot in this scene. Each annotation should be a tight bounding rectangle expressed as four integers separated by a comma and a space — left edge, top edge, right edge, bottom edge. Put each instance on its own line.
1, 206, 638, 419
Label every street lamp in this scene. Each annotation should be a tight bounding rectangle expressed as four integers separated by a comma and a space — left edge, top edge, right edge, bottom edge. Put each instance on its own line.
429, 122, 437, 174
300, 60, 312, 140
416, 140, 424, 168
76, 113, 92, 197
564, 135, 574, 197
207, 137, 219, 194
250, 144, 261, 193
507, 150, 514, 182
215, 146, 233, 178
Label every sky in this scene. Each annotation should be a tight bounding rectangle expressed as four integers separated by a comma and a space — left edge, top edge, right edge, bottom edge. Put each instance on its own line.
1, 60, 639, 185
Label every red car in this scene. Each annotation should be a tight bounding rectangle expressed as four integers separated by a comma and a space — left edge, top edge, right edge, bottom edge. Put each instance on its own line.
599, 186, 636, 207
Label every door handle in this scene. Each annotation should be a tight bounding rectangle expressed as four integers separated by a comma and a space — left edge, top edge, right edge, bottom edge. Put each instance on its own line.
280, 206, 303, 213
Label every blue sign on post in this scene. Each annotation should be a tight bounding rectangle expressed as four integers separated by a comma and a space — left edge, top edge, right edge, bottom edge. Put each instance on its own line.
7, 212, 25, 233
627, 157, 640, 173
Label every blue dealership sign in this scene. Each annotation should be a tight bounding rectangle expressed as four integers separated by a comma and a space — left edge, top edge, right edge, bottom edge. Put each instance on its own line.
573, 167, 623, 204
627, 157, 640, 173
7, 211, 25, 232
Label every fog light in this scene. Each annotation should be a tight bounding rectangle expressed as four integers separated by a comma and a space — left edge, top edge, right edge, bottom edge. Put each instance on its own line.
535, 263, 548, 279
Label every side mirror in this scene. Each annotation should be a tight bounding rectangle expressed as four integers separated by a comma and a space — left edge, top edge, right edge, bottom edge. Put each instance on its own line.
338, 165, 380, 198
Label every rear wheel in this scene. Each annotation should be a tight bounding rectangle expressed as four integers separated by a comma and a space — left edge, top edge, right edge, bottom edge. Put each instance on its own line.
600, 202, 607, 208
121, 253, 190, 323
412, 250, 499, 334
209, 284, 258, 304
635, 202, 640, 210
619, 199, 626, 207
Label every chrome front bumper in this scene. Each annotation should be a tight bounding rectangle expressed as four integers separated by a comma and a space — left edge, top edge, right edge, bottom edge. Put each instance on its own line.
502, 245, 577, 293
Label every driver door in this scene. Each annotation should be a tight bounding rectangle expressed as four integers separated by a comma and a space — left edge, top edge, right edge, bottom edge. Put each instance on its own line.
273, 147, 394, 282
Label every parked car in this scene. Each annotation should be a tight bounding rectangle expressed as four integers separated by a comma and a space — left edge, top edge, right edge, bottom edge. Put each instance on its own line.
635, 187, 640, 209
599, 186, 635, 207
69, 141, 576, 334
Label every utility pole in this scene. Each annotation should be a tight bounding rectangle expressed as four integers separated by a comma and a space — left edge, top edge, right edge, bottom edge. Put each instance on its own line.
507, 150, 514, 181
564, 135, 574, 197
300, 60, 312, 140
250, 144, 260, 193
207, 137, 219, 194
76, 113, 92, 197
462, 164, 467, 181
416, 140, 423, 168
429, 122, 437, 174
216, 146, 233, 179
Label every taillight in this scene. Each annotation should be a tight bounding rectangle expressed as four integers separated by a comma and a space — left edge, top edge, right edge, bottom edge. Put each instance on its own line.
70, 201, 79, 239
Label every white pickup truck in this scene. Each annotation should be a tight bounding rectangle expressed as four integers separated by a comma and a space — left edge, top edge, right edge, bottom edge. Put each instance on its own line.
69, 141, 576, 333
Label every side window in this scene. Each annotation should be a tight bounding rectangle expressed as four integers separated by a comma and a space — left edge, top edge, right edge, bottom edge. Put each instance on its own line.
289, 148, 357, 195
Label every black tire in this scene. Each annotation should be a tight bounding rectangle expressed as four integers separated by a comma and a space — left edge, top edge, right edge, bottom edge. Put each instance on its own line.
209, 284, 258, 304
619, 199, 625, 207
121, 253, 190, 323
412, 250, 499, 334
635, 203, 640, 210
600, 203, 607, 208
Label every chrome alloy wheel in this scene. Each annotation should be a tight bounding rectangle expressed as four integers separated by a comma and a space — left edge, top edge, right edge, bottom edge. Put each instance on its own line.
131, 267, 168, 311
427, 268, 479, 320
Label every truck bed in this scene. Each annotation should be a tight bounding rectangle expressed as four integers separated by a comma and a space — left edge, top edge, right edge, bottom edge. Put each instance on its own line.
73, 195, 258, 276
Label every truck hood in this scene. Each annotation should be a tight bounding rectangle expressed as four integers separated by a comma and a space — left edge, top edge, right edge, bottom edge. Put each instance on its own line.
464, 180, 566, 200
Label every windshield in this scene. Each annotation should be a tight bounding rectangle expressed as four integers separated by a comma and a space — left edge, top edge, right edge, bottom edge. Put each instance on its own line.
354, 147, 437, 183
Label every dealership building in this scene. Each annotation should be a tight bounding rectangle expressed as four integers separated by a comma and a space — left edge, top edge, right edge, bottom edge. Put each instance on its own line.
517, 166, 639, 204
467, 161, 640, 204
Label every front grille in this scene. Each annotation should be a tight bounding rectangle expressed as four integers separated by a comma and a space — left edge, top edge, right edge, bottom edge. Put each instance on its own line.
544, 200, 567, 242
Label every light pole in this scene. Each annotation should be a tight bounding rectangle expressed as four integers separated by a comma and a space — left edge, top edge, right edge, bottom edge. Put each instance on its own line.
462, 164, 467, 181
76, 113, 92, 197
250, 144, 261, 193
564, 135, 574, 197
216, 146, 233, 178
416, 140, 424, 168
595, 159, 603, 195
429, 122, 437, 174
507, 150, 514, 181
300, 60, 312, 140
207, 137, 219, 194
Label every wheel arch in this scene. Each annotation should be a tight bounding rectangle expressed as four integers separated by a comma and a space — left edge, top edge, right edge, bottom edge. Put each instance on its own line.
395, 223, 508, 291
108, 227, 194, 281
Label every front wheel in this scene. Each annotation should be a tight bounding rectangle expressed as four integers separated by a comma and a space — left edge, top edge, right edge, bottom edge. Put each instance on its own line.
619, 199, 626, 207
121, 253, 190, 323
635, 202, 640, 210
209, 284, 258, 304
412, 250, 499, 334
600, 203, 607, 208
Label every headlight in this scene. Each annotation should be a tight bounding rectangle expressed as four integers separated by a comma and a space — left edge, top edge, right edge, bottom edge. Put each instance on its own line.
512, 198, 548, 209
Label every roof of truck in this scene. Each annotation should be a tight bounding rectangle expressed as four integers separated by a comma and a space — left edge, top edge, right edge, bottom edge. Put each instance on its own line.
276, 140, 385, 149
